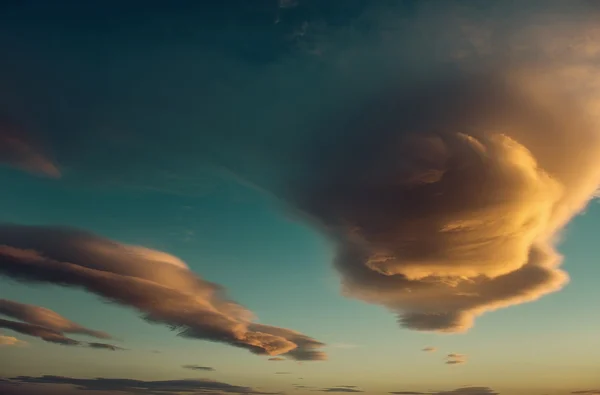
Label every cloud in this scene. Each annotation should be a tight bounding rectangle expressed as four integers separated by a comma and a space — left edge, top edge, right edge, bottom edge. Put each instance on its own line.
0, 333, 26, 346
269, 357, 286, 361
390, 388, 497, 395
182, 365, 215, 372
275, 372, 291, 375
572, 391, 600, 394
6, 375, 280, 394
87, 342, 126, 351
0, 299, 111, 339
316, 388, 364, 393
445, 353, 467, 365
421, 347, 436, 352
271, 61, 600, 332
0, 318, 122, 350
0, 121, 60, 178
0, 225, 326, 360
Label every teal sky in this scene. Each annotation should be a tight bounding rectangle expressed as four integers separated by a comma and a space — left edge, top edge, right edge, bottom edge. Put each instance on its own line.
0, 2, 599, 395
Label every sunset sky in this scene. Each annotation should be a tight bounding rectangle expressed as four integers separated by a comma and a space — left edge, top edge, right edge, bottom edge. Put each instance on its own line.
0, 2, 599, 395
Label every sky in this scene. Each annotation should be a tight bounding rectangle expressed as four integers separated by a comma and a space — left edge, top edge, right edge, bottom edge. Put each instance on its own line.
0, 1, 599, 395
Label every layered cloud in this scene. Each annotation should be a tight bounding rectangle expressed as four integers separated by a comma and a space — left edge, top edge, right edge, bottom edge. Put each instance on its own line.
0, 225, 326, 360
0, 299, 110, 339
4, 375, 280, 394
275, 59, 600, 332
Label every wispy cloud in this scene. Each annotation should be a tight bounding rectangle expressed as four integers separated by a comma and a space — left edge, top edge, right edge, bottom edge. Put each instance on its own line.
182, 365, 215, 372
572, 391, 600, 394
0, 299, 111, 339
390, 387, 497, 395
0, 225, 326, 360
269, 357, 286, 361
0, 123, 60, 178
421, 346, 437, 352
316, 388, 364, 393
445, 353, 467, 365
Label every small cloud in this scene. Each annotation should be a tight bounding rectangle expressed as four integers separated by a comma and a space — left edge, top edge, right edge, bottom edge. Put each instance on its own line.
269, 357, 286, 361
316, 388, 364, 393
572, 391, 600, 394
183, 365, 215, 371
87, 342, 125, 351
275, 372, 291, 375
445, 353, 467, 365
421, 346, 437, 352
0, 333, 26, 347
390, 387, 497, 395
0, 123, 60, 178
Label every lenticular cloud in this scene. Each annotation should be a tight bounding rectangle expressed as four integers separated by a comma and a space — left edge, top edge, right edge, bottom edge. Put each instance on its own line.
0, 225, 326, 359
281, 67, 600, 332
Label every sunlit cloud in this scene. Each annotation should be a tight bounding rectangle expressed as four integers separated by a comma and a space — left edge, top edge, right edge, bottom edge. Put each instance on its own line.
0, 225, 326, 360
0, 333, 26, 347
0, 299, 111, 339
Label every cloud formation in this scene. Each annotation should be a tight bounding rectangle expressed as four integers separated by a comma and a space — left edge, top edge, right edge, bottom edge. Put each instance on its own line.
0, 333, 26, 346
0, 318, 121, 350
421, 347, 436, 352
5, 375, 280, 394
0, 121, 60, 178
0, 299, 110, 339
0, 225, 326, 360
316, 388, 364, 393
278, 62, 600, 332
572, 391, 600, 394
445, 353, 467, 365
182, 365, 215, 372
268, 357, 286, 361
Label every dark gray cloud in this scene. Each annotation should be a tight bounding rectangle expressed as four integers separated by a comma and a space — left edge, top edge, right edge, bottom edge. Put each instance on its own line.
0, 225, 326, 360
390, 388, 497, 395
87, 343, 126, 351
0, 299, 111, 339
315, 387, 363, 393
5, 375, 280, 394
182, 365, 215, 372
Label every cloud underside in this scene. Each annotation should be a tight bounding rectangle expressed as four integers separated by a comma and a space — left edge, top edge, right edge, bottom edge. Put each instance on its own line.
0, 225, 326, 360
277, 64, 600, 332
3, 375, 279, 394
